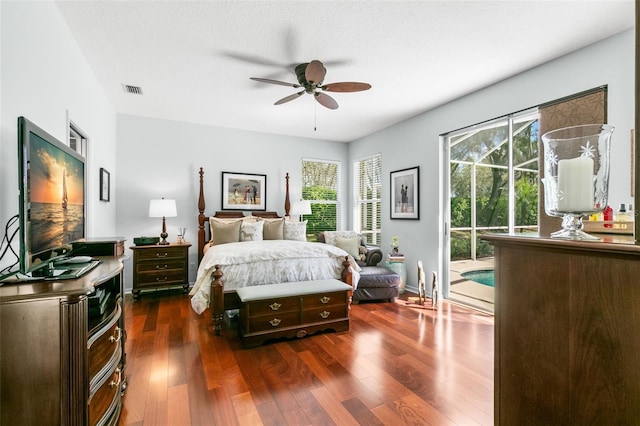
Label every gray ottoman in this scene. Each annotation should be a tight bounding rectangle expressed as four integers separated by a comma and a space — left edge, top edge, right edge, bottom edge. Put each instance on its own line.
354, 266, 400, 303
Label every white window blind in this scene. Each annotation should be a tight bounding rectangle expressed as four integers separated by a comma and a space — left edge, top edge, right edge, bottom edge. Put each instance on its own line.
355, 154, 382, 245
302, 159, 341, 241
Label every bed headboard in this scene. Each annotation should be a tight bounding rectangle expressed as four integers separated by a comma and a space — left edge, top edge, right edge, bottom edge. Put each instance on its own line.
197, 168, 290, 262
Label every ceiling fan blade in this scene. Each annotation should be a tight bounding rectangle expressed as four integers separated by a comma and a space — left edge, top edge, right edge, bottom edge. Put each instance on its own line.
250, 77, 300, 88
315, 92, 338, 110
274, 90, 305, 105
321, 82, 372, 92
305, 60, 326, 85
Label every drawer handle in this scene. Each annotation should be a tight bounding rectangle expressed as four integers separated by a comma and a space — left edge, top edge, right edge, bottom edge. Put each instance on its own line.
109, 327, 122, 343
109, 368, 122, 388
156, 252, 169, 258
269, 318, 281, 327
156, 264, 168, 270
320, 296, 330, 304
269, 302, 281, 311
156, 277, 169, 282
320, 311, 330, 319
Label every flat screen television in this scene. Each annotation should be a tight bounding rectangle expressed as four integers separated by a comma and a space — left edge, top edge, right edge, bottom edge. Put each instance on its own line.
18, 116, 86, 275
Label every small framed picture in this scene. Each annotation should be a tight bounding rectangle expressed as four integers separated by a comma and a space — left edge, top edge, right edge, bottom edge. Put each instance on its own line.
390, 166, 419, 220
99, 168, 110, 202
221, 171, 266, 211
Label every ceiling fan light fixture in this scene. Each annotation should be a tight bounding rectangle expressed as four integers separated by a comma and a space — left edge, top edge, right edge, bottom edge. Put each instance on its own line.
249, 59, 370, 110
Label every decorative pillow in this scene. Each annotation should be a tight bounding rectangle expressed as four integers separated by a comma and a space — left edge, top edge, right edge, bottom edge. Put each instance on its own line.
209, 218, 241, 245
335, 236, 361, 260
284, 220, 307, 241
322, 230, 360, 247
262, 218, 284, 240
358, 245, 368, 261
240, 220, 264, 241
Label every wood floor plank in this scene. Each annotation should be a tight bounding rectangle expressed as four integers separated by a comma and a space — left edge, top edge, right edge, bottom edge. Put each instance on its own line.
167, 384, 191, 426
310, 386, 359, 426
118, 292, 494, 425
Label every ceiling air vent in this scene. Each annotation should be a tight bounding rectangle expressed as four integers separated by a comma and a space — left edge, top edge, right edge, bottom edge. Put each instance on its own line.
122, 84, 143, 95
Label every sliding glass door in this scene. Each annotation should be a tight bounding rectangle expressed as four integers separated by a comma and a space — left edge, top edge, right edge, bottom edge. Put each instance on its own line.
443, 109, 539, 311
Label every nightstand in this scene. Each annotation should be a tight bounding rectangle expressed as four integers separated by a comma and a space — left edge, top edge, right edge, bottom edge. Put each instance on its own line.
385, 256, 406, 294
130, 242, 191, 299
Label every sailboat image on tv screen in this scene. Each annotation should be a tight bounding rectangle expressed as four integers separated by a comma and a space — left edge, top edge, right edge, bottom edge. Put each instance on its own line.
62, 168, 68, 210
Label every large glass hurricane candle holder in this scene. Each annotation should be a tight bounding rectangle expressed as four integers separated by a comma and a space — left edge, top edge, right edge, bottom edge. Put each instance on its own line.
542, 124, 614, 240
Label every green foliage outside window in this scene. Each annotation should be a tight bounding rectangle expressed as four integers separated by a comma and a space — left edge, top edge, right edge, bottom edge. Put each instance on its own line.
302, 186, 337, 241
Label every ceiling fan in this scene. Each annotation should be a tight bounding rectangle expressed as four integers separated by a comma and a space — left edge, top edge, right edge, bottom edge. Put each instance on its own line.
250, 60, 371, 110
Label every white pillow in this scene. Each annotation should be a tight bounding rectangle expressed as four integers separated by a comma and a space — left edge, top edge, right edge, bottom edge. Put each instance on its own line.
323, 230, 359, 247
284, 220, 307, 241
240, 220, 264, 241
334, 236, 361, 259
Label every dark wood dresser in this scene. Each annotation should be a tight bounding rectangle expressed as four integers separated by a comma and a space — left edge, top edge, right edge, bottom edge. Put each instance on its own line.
130, 242, 191, 299
0, 246, 126, 425
483, 234, 640, 424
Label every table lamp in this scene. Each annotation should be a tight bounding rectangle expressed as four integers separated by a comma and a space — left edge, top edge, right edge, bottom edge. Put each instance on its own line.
290, 200, 312, 221
149, 198, 177, 245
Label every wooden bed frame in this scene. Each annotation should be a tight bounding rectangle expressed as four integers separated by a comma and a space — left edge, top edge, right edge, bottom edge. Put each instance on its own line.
196, 167, 353, 334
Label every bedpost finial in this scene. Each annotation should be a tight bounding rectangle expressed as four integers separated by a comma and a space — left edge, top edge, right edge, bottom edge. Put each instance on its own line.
285, 172, 291, 217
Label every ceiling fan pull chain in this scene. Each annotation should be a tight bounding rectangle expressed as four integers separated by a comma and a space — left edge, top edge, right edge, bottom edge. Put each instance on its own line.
314, 100, 317, 131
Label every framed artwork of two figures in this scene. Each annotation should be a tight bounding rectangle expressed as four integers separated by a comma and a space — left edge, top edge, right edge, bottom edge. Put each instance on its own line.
391, 166, 419, 220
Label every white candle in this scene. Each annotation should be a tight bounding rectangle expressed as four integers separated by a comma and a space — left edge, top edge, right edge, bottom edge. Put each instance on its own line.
557, 156, 594, 212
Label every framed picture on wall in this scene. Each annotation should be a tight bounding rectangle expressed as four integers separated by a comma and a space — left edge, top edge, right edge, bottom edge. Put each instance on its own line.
99, 168, 110, 202
390, 166, 419, 219
221, 171, 266, 211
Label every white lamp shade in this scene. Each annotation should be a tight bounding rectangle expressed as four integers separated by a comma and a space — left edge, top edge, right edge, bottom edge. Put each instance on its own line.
290, 200, 312, 216
149, 199, 177, 218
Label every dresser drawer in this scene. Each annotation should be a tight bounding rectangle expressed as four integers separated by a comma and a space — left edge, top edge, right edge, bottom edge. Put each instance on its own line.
302, 305, 348, 324
89, 319, 121, 382
136, 246, 184, 260
88, 365, 122, 426
302, 291, 348, 309
245, 297, 299, 316
136, 270, 186, 286
136, 259, 185, 273
246, 310, 300, 333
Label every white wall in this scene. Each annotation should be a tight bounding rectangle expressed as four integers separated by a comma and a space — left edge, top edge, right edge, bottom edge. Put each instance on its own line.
349, 29, 634, 294
116, 114, 349, 290
0, 1, 117, 274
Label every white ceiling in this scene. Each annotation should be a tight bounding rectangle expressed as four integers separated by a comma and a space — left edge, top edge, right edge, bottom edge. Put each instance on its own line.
54, 1, 634, 143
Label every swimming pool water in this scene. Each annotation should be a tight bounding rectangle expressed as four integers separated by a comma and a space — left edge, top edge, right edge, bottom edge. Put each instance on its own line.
460, 269, 495, 287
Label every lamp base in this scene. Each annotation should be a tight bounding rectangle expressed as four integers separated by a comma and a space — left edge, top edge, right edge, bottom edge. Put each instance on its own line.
159, 231, 169, 245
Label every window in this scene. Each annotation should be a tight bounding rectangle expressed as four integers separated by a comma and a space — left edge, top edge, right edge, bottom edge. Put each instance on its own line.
69, 121, 87, 158
354, 154, 382, 245
302, 159, 341, 241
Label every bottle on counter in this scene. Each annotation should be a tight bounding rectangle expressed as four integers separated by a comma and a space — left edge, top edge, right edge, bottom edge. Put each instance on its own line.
616, 203, 631, 222
603, 205, 614, 228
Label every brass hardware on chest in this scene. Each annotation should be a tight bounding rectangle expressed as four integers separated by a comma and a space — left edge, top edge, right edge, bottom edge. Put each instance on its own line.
320, 296, 330, 304
109, 368, 122, 388
156, 252, 169, 258
155, 264, 168, 270
156, 276, 168, 282
109, 327, 122, 343
320, 311, 330, 319
269, 318, 282, 327
269, 302, 281, 311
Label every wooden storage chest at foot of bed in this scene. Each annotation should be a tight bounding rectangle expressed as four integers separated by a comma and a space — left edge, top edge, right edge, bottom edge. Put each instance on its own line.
236, 279, 352, 348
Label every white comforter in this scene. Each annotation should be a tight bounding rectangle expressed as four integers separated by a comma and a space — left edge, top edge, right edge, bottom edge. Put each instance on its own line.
189, 240, 359, 314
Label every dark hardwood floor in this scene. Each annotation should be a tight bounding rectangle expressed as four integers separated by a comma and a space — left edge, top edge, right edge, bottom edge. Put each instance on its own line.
119, 291, 494, 425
